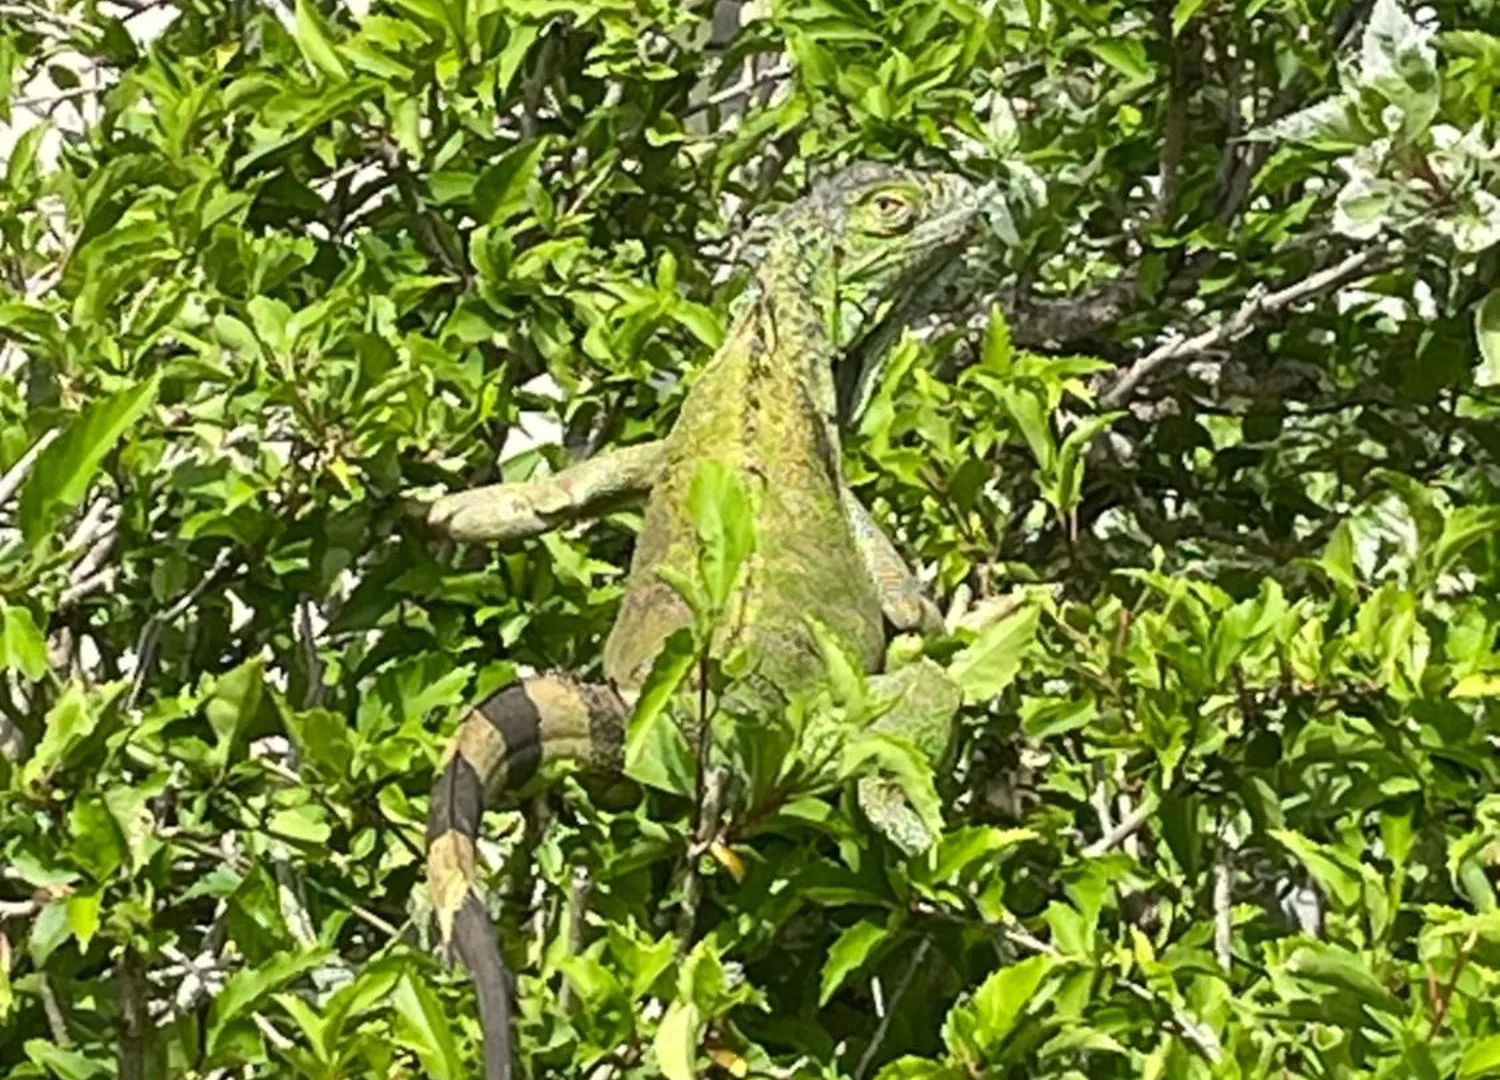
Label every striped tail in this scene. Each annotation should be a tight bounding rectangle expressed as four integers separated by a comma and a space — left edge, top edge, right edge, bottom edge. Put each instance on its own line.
426, 676, 628, 1080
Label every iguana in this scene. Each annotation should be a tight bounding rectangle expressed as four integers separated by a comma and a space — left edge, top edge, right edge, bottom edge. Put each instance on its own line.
422, 162, 987, 1080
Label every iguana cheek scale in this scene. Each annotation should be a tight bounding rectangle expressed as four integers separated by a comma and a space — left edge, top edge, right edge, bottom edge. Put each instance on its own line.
423, 163, 987, 1080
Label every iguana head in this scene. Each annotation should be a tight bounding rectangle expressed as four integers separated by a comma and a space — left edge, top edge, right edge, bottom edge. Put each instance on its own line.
753, 163, 985, 330
746, 162, 991, 416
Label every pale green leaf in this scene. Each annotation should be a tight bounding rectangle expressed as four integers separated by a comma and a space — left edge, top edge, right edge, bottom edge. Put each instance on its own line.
946, 604, 1039, 704
655, 1000, 701, 1080
20, 375, 160, 546
295, 0, 349, 80
819, 920, 892, 1005
1461, 1034, 1500, 1078
392, 973, 462, 1080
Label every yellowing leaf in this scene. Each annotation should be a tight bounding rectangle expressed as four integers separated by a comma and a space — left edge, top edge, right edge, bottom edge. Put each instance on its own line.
1452, 673, 1500, 698
709, 1048, 749, 1078
709, 840, 746, 883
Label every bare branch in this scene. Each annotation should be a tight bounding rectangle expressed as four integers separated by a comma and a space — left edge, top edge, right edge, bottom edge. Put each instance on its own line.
1083, 792, 1158, 857
1101, 245, 1395, 407
13, 83, 105, 112
119, 948, 147, 1080
1214, 852, 1234, 973
59, 568, 116, 608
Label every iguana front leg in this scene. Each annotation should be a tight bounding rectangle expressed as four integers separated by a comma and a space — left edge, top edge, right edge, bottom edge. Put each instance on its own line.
425, 440, 668, 543
841, 492, 961, 855
842, 488, 944, 636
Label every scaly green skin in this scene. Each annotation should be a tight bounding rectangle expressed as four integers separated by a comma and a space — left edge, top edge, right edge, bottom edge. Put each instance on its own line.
422, 163, 986, 1080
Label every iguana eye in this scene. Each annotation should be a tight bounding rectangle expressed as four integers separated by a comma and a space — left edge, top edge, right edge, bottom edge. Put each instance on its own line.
861, 189, 916, 233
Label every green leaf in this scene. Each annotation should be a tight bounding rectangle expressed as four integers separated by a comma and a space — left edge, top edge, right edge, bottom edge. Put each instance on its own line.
914, 826, 1036, 888
999, 387, 1054, 472
0, 604, 48, 681
946, 604, 1039, 704
1087, 39, 1154, 83
1320, 519, 1358, 592
1284, 943, 1401, 1016
208, 949, 332, 1055
807, 614, 868, 711
21, 681, 95, 788
205, 658, 266, 768
20, 375, 160, 546
981, 306, 1013, 374
819, 919, 892, 1004
473, 140, 545, 225
687, 460, 756, 612
1477, 289, 1500, 387
392, 973, 463, 1080
1431, 505, 1500, 578
1171, 0, 1212, 34
873, 1059, 964, 1080
971, 954, 1052, 1048
1049, 412, 1123, 515
654, 999, 701, 1080
624, 629, 696, 797
672, 302, 724, 349
1461, 1034, 1500, 1078
295, 0, 349, 80
1271, 829, 1363, 907
66, 889, 103, 952
23, 1040, 112, 1080
845, 733, 945, 842
67, 798, 125, 881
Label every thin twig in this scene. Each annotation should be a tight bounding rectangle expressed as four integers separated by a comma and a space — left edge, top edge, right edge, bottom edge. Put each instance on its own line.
126, 548, 236, 709
1428, 931, 1477, 1039
1082, 793, 1158, 857
1101, 245, 1394, 407
39, 973, 71, 1047
12, 83, 105, 112
682, 61, 793, 118
368, 135, 472, 289
853, 939, 931, 1080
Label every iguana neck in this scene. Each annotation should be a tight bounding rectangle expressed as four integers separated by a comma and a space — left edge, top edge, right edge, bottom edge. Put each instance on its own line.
725, 242, 843, 420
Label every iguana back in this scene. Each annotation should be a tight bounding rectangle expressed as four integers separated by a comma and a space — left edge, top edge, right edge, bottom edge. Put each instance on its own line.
602, 297, 886, 694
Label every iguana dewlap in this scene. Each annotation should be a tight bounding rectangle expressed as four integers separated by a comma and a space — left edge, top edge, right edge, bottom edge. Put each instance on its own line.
423, 162, 986, 1080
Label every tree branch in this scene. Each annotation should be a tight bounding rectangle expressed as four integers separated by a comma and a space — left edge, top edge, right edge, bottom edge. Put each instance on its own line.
1101, 245, 1394, 407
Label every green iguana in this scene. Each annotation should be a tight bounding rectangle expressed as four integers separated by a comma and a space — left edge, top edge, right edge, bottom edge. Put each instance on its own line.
423, 162, 987, 1080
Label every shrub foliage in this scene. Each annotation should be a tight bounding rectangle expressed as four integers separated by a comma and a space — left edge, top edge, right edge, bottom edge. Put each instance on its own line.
5, 0, 1500, 1075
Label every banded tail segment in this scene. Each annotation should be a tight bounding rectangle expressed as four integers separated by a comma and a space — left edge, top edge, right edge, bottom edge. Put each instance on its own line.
426, 676, 628, 1080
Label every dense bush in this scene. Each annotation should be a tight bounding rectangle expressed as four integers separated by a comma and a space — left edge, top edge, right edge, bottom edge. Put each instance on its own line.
5, 0, 1500, 1075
